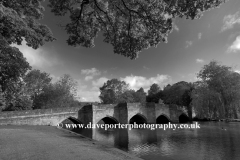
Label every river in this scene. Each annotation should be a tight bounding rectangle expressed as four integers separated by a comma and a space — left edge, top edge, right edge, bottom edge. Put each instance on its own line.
71, 122, 240, 160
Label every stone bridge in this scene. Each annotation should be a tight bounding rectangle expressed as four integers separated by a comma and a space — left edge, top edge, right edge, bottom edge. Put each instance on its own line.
0, 103, 191, 126
78, 103, 190, 125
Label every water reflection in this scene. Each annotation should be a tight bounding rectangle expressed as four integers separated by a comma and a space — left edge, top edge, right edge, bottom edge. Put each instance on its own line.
72, 122, 240, 160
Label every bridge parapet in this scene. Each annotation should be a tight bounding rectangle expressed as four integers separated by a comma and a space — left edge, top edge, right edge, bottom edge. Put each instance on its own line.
0, 106, 83, 126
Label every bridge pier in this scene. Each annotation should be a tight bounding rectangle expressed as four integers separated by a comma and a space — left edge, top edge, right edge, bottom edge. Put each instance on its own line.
78, 104, 93, 125
145, 103, 156, 124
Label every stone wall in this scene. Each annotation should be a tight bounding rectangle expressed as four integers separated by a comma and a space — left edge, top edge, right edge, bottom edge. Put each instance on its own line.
155, 103, 170, 120
0, 106, 82, 126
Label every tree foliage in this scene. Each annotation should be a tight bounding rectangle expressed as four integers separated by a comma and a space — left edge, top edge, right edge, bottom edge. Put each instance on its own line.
146, 83, 162, 103
162, 81, 194, 119
134, 87, 146, 104
48, 0, 227, 59
191, 81, 222, 119
33, 74, 78, 109
193, 61, 240, 119
0, 1, 55, 48
99, 79, 147, 104
148, 83, 161, 95
0, 40, 31, 93
0, 88, 5, 111
118, 88, 147, 103
162, 81, 193, 106
3, 79, 33, 111
0, 0, 55, 110
23, 69, 52, 100
118, 89, 136, 103
99, 79, 129, 104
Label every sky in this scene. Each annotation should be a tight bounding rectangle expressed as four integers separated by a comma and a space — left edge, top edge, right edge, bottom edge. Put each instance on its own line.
14, 0, 240, 102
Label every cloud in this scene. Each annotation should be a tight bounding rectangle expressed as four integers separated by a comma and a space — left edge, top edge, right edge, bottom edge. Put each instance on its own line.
76, 89, 100, 102
75, 74, 172, 102
12, 40, 62, 68
75, 78, 101, 102
187, 73, 199, 82
196, 59, 204, 64
186, 41, 193, 48
173, 24, 179, 32
81, 68, 101, 81
50, 74, 60, 83
221, 11, 240, 32
92, 77, 109, 88
76, 77, 109, 102
143, 66, 150, 70
227, 35, 240, 53
198, 33, 202, 40
120, 74, 172, 91
235, 70, 240, 74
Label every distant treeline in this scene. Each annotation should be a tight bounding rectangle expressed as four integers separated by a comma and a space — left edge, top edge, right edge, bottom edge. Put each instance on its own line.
1, 56, 240, 119
98, 61, 240, 119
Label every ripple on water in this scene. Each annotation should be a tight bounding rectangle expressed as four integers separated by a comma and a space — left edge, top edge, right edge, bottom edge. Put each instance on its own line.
73, 122, 240, 160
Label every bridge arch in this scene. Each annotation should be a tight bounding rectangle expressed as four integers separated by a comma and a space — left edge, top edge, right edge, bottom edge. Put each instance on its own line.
60, 116, 83, 124
67, 116, 83, 124
179, 113, 190, 123
59, 116, 83, 129
97, 116, 119, 124
156, 114, 171, 124
129, 113, 147, 124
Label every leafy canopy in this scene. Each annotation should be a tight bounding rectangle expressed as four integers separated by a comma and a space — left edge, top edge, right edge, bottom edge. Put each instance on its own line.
0, 40, 31, 93
195, 61, 240, 118
99, 79, 147, 104
23, 69, 52, 99
0, 0, 55, 95
48, 0, 227, 59
33, 74, 78, 109
99, 78, 129, 104
148, 83, 161, 95
0, 0, 55, 48
162, 81, 193, 106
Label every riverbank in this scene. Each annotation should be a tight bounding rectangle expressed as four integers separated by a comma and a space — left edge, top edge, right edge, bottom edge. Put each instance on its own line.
193, 117, 240, 122
0, 125, 142, 160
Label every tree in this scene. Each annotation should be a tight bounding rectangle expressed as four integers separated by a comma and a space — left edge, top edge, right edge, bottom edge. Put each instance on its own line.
0, 88, 5, 111
116, 87, 147, 103
196, 61, 240, 118
0, 1, 55, 89
146, 83, 162, 103
99, 79, 129, 104
191, 81, 222, 119
0, 41, 31, 94
0, 0, 55, 109
3, 79, 33, 111
0, 1, 55, 49
118, 89, 135, 103
148, 83, 161, 95
162, 81, 194, 119
23, 69, 52, 101
3, 96, 32, 111
48, 0, 227, 59
134, 87, 146, 104
33, 74, 78, 109
1, 0, 227, 60
56, 74, 78, 98
0, 46, 32, 110
163, 81, 189, 104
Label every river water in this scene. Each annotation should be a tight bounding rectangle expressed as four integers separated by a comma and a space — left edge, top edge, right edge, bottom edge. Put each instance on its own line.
72, 122, 240, 160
